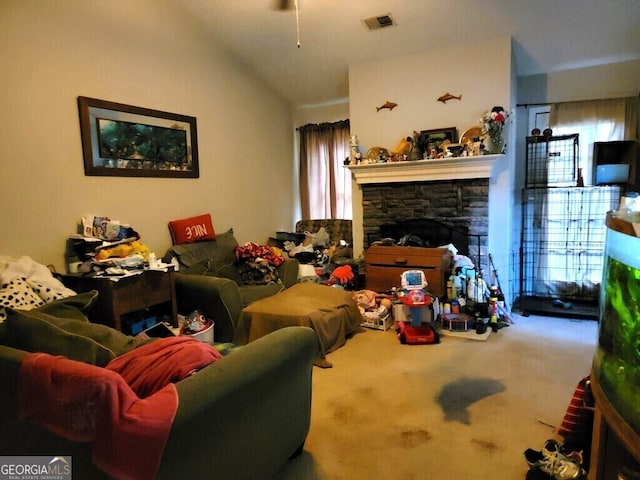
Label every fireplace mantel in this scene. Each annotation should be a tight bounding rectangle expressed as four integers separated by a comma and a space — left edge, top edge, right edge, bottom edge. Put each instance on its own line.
347, 154, 502, 184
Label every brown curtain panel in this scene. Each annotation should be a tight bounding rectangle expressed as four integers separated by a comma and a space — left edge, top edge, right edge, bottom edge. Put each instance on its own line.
298, 119, 351, 219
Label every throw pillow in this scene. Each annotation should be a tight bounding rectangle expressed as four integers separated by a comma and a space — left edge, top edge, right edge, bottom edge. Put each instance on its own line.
0, 277, 46, 322
168, 213, 216, 245
5, 309, 117, 367
106, 336, 222, 398
25, 278, 70, 304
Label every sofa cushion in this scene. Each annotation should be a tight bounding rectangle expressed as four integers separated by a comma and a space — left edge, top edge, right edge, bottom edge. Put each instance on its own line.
4, 293, 150, 366
5, 309, 117, 366
36, 290, 99, 322
168, 213, 216, 245
166, 228, 242, 283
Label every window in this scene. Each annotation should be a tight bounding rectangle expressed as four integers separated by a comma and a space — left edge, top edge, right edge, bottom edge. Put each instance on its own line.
298, 120, 352, 219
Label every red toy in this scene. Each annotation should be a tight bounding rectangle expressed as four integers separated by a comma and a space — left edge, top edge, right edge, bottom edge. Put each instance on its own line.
396, 321, 439, 345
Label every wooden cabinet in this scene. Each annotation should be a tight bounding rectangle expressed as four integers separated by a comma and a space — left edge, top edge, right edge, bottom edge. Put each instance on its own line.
61, 270, 177, 332
588, 374, 640, 480
364, 245, 451, 296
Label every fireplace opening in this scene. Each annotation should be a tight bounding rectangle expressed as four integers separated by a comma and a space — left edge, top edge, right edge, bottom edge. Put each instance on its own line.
361, 178, 490, 275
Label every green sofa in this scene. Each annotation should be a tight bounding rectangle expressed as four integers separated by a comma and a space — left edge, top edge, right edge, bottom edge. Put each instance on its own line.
0, 293, 318, 480
163, 228, 299, 342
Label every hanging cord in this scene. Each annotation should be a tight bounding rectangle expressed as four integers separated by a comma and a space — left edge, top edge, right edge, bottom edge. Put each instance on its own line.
295, 0, 300, 48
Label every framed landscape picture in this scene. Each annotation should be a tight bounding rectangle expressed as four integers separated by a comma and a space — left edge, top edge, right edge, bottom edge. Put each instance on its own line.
417, 127, 458, 155
78, 96, 199, 178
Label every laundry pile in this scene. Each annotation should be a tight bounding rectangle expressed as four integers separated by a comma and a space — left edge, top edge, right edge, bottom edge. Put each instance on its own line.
66, 215, 163, 275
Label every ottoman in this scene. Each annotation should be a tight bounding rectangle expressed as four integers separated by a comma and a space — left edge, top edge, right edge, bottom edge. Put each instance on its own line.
234, 283, 362, 367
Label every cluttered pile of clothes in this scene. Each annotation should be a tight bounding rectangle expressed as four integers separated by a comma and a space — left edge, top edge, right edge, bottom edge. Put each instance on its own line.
282, 226, 357, 286
65, 215, 168, 275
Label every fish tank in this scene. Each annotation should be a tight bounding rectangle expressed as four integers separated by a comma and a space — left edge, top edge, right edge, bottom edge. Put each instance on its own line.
593, 212, 640, 438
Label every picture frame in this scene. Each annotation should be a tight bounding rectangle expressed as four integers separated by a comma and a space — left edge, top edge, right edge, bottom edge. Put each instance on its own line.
417, 127, 458, 155
78, 96, 199, 178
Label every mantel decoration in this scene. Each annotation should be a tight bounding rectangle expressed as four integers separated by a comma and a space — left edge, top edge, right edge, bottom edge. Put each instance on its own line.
78, 96, 199, 178
480, 106, 509, 154
416, 127, 458, 159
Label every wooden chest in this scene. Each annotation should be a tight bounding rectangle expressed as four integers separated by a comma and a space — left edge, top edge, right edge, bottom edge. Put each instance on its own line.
365, 245, 452, 296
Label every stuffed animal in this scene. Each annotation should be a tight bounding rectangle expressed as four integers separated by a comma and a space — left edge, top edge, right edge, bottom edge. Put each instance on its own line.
330, 265, 354, 285
95, 240, 150, 261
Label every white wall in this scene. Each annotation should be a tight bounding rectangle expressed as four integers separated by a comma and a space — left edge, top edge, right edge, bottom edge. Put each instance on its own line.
0, 0, 294, 271
518, 59, 640, 105
348, 37, 514, 297
349, 37, 513, 154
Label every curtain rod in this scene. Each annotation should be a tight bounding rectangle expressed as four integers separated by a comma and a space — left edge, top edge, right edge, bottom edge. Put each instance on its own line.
517, 93, 639, 108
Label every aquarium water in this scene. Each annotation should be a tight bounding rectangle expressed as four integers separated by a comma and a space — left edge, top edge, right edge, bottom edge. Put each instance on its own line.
594, 226, 640, 436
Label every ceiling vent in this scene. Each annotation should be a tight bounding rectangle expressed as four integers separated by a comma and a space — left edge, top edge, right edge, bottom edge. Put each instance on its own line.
363, 13, 396, 30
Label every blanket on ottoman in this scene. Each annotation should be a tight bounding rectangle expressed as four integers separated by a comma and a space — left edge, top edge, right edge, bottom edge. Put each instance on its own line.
235, 283, 362, 367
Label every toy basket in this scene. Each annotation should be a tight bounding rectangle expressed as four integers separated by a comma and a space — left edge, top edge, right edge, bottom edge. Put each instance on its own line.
360, 308, 392, 331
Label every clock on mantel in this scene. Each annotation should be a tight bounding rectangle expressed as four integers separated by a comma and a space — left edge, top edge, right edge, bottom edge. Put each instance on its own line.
346, 154, 503, 185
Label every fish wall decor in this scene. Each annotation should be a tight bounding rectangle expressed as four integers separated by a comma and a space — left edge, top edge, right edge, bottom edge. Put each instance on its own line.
376, 101, 398, 112
437, 93, 462, 104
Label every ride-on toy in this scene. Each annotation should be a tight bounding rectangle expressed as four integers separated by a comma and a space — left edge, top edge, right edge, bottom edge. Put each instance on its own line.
395, 270, 440, 345
396, 320, 440, 345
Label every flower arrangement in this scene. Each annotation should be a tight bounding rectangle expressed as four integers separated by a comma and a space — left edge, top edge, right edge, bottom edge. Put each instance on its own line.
480, 106, 510, 153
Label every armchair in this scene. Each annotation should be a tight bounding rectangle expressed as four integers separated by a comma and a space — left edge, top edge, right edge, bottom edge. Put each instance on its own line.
163, 228, 299, 342
295, 218, 353, 248
292, 219, 357, 286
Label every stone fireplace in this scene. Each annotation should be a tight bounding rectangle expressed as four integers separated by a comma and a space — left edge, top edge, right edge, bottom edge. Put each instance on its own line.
361, 178, 489, 269
348, 154, 509, 292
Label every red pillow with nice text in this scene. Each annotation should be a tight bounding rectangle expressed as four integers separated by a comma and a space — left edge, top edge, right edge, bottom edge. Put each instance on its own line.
168, 214, 216, 245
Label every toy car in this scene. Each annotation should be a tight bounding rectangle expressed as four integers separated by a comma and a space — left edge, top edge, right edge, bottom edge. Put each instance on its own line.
396, 321, 439, 345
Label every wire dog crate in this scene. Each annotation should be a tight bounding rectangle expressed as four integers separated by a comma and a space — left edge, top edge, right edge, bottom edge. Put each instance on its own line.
519, 186, 622, 304
525, 134, 579, 188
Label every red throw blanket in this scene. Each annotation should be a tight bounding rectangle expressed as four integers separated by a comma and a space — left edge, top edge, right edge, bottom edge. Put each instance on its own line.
18, 337, 220, 480
106, 336, 222, 398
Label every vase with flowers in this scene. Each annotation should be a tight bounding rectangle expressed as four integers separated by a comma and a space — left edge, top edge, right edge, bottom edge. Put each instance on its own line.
481, 106, 510, 154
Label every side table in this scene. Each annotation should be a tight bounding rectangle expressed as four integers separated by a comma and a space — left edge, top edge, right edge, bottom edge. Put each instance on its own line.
60, 269, 177, 332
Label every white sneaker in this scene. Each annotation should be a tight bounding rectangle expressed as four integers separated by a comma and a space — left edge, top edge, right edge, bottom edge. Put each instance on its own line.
524, 440, 585, 480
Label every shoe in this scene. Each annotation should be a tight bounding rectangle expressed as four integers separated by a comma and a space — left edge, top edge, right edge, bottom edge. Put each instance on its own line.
475, 321, 487, 334
543, 439, 584, 466
524, 440, 585, 480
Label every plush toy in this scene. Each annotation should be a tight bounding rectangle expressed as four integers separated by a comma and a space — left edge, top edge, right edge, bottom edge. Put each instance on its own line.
95, 240, 150, 261
330, 265, 354, 285
352, 289, 378, 312
380, 298, 392, 311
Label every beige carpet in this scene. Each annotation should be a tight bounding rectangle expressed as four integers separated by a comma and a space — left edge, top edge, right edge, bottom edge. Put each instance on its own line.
273, 314, 598, 479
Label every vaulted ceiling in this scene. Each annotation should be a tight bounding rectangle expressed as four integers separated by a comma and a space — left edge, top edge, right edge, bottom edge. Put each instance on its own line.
178, 0, 640, 108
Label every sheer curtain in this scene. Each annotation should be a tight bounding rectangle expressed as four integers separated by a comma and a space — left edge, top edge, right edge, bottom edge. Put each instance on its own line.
298, 119, 352, 219
550, 97, 638, 183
